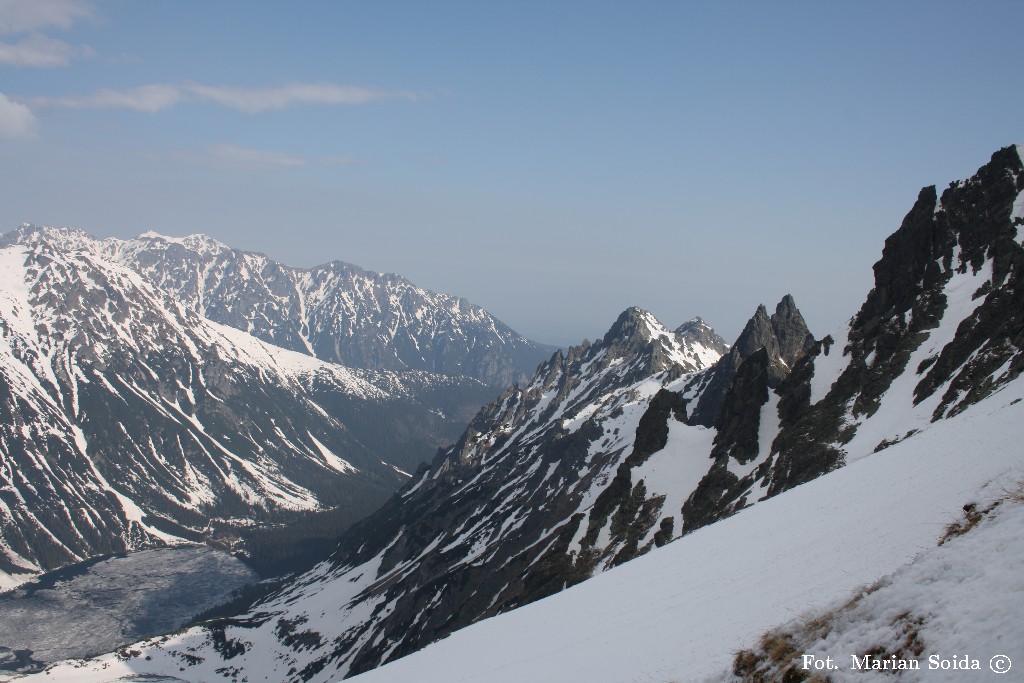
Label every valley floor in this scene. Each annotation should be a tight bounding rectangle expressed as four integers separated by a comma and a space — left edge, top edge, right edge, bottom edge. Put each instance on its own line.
0, 546, 255, 680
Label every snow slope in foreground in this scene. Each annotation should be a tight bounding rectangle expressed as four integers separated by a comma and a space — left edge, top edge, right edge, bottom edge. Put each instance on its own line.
346, 383, 1024, 683
709, 489, 1024, 682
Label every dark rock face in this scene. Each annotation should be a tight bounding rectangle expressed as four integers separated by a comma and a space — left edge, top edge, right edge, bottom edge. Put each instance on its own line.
772, 294, 814, 366
710, 348, 772, 465
732, 295, 812, 372
911, 149, 1024, 418
626, 148, 1024, 537
766, 146, 1024, 496
678, 299, 815, 533
581, 388, 689, 566
687, 294, 813, 427
679, 148, 1024, 531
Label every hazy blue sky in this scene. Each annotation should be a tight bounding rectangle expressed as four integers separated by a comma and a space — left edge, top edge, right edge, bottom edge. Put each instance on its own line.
1, 1, 1022, 345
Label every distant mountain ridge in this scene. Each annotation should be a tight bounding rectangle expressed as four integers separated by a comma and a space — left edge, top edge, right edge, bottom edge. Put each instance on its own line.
2, 226, 556, 387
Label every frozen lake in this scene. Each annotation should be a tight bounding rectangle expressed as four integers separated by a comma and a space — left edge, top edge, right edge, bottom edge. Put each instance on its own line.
0, 545, 257, 676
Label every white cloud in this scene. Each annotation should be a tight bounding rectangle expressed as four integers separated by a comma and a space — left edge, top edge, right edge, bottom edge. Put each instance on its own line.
0, 32, 94, 67
184, 82, 417, 114
0, 91, 37, 137
0, 0, 93, 35
28, 81, 419, 114
29, 84, 184, 112
0, 0, 95, 68
211, 143, 309, 169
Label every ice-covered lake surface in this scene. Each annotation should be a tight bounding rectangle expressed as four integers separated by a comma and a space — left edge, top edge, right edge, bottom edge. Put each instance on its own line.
0, 545, 257, 676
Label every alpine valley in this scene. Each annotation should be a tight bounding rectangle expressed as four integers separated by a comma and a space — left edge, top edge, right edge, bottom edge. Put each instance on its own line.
0, 225, 556, 588
10, 146, 1024, 683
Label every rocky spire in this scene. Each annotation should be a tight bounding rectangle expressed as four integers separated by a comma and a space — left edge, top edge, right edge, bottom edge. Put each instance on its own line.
686, 295, 813, 427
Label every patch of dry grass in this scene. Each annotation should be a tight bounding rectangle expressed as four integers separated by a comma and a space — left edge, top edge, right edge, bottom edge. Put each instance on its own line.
731, 629, 832, 682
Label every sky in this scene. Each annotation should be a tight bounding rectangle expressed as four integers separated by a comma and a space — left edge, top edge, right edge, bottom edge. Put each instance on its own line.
1, 1, 1022, 346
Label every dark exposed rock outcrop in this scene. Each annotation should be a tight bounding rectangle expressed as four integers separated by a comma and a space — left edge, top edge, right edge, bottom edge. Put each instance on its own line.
686, 294, 813, 427
767, 145, 1024, 495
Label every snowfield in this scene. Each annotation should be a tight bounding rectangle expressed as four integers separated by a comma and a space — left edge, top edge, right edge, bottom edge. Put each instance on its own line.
28, 369, 1024, 683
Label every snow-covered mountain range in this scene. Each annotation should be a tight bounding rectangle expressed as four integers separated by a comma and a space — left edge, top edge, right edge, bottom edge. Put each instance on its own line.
17, 145, 1024, 682
0, 226, 523, 582
3, 226, 555, 387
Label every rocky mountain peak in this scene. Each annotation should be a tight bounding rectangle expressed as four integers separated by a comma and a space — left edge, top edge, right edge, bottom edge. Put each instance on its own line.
771, 294, 812, 368
732, 304, 774, 358
674, 315, 706, 333
763, 144, 1024, 497
675, 317, 730, 355
853, 146, 1023, 346
686, 295, 813, 427
420, 306, 728, 500
596, 307, 726, 381
730, 295, 810, 368
133, 230, 231, 255
601, 306, 660, 346
599, 307, 668, 373
0, 224, 91, 252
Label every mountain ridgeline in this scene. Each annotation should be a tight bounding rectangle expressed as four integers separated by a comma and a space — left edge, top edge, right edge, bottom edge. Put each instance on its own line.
3, 227, 555, 388
13, 145, 1024, 683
